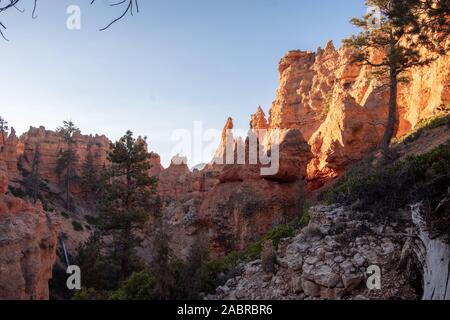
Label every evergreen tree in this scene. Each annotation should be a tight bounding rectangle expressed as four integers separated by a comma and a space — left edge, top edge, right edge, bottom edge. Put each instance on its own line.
80, 150, 99, 203
74, 232, 123, 291
151, 220, 176, 300
0, 116, 9, 152
174, 240, 209, 300
411, 0, 450, 42
97, 130, 158, 280
25, 144, 42, 203
344, 0, 448, 157
56, 120, 80, 209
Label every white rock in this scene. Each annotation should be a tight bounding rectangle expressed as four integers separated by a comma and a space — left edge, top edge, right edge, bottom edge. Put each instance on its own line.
352, 253, 366, 267
313, 265, 341, 288
286, 253, 303, 271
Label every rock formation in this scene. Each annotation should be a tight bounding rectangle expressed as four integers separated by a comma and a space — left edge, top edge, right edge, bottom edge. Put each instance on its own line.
401, 203, 450, 300
209, 205, 418, 300
268, 41, 449, 188
251, 106, 269, 131
190, 111, 313, 256
154, 109, 313, 257
1, 128, 21, 180
0, 155, 60, 300
18, 126, 111, 186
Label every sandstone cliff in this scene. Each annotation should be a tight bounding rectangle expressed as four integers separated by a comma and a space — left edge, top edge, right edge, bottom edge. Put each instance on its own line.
155, 112, 313, 257
268, 41, 449, 188
18, 126, 111, 186
0, 155, 60, 300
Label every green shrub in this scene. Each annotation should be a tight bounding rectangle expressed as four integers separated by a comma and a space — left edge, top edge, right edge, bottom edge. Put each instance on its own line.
8, 186, 26, 198
61, 211, 70, 219
323, 141, 450, 215
85, 215, 97, 225
297, 207, 311, 228
399, 113, 450, 144
109, 271, 156, 300
72, 220, 84, 231
72, 287, 105, 300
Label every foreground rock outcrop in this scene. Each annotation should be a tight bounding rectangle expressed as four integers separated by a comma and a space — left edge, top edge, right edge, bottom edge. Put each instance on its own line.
401, 203, 450, 300
209, 205, 419, 300
0, 157, 60, 300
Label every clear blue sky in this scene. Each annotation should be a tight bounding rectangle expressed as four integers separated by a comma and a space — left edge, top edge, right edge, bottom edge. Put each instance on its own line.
1, 0, 365, 167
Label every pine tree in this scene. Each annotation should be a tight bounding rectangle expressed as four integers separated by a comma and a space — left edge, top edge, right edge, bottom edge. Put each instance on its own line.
56, 120, 80, 209
151, 222, 176, 300
96, 130, 158, 280
25, 144, 42, 203
344, 0, 448, 157
80, 151, 99, 203
174, 240, 209, 299
0, 116, 9, 152
74, 232, 123, 291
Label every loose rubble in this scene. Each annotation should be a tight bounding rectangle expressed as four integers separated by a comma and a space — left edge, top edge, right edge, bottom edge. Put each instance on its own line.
208, 205, 419, 300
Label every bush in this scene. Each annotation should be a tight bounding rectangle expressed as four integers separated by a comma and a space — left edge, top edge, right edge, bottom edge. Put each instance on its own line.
72, 287, 105, 300
85, 215, 97, 225
72, 220, 84, 231
399, 113, 450, 144
172, 241, 212, 299
298, 210, 310, 227
323, 141, 450, 215
109, 271, 156, 300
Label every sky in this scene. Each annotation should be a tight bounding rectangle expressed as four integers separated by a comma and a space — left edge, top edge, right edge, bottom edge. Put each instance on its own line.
1, 0, 366, 167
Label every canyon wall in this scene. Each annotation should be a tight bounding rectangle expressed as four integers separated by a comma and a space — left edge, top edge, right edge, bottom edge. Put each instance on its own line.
158, 116, 312, 257
18, 126, 111, 186
0, 153, 60, 300
268, 41, 449, 188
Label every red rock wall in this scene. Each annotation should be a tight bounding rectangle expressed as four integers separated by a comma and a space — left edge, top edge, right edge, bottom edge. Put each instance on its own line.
268, 41, 449, 188
18, 126, 111, 185
0, 155, 60, 300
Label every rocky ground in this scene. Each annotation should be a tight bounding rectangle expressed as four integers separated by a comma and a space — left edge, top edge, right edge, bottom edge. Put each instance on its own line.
208, 205, 419, 300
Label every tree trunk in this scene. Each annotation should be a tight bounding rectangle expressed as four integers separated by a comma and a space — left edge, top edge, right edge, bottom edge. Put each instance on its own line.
0, 131, 5, 152
121, 227, 131, 279
381, 63, 398, 157
66, 166, 70, 210
31, 148, 40, 203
